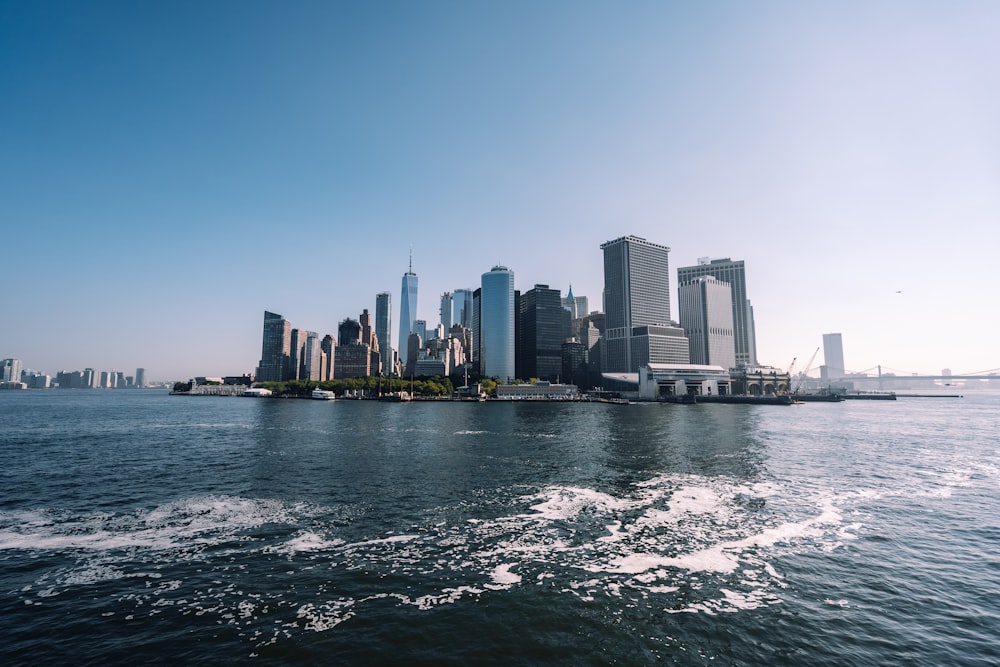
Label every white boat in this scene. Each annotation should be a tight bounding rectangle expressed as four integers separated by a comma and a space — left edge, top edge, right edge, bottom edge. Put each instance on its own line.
311, 389, 336, 400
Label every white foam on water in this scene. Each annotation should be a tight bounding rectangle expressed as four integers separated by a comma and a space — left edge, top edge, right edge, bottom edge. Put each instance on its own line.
486, 563, 521, 589
20, 462, 969, 643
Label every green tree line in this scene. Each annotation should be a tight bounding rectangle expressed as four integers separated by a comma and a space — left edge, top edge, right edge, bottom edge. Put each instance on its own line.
254, 375, 456, 398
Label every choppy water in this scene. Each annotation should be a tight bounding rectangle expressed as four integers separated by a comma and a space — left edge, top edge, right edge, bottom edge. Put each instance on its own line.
1, 390, 998, 665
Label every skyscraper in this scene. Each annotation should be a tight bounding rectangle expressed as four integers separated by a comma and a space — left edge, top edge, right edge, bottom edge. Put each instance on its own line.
677, 258, 757, 367
399, 253, 418, 368
518, 284, 564, 382
453, 288, 474, 330
375, 292, 393, 376
480, 265, 516, 381
1, 358, 22, 383
440, 292, 453, 331
255, 311, 292, 382
679, 276, 736, 369
561, 285, 589, 321
600, 235, 676, 372
822, 333, 846, 379
134, 367, 146, 389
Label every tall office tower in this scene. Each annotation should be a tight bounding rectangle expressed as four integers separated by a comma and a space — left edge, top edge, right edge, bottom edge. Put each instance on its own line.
255, 311, 292, 382
335, 317, 375, 379
398, 253, 418, 367
1, 358, 22, 382
440, 292, 453, 331
679, 276, 736, 369
518, 284, 565, 382
677, 257, 757, 367
134, 368, 146, 388
562, 285, 580, 319
601, 235, 674, 372
359, 309, 378, 349
822, 333, 846, 380
471, 288, 482, 373
413, 319, 427, 343
453, 288, 474, 330
480, 266, 516, 381
289, 328, 304, 380
321, 334, 335, 381
302, 331, 322, 380
561, 285, 589, 321
375, 292, 393, 376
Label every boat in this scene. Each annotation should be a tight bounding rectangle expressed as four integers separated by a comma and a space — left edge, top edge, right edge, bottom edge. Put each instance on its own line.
311, 389, 336, 400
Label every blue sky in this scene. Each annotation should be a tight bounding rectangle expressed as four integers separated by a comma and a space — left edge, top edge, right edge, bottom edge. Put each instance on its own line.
3, 1, 999, 381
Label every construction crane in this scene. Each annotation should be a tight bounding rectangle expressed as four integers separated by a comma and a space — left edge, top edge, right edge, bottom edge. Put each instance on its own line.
783, 357, 797, 393
793, 347, 821, 394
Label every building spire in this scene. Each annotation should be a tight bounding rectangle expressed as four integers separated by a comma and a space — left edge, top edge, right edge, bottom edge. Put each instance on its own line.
409, 246, 413, 274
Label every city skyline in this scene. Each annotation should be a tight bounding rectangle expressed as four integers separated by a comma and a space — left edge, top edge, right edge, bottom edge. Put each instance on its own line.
4, 2, 999, 379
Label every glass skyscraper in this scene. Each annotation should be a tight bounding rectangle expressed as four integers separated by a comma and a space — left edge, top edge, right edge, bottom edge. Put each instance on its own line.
398, 256, 418, 367
255, 311, 292, 382
480, 266, 515, 381
376, 292, 392, 376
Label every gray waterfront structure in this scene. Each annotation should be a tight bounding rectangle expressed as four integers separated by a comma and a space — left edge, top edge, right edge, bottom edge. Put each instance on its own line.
398, 254, 418, 368
375, 292, 393, 376
822, 333, 846, 380
135, 367, 146, 388
480, 266, 516, 381
677, 257, 757, 367
679, 275, 736, 370
601, 235, 684, 372
255, 311, 292, 382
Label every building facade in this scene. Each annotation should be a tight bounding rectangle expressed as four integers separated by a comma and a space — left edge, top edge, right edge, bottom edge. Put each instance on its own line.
518, 284, 565, 382
677, 257, 757, 367
600, 235, 675, 372
255, 311, 292, 382
453, 288, 474, 330
822, 333, 846, 379
375, 292, 393, 376
398, 257, 418, 368
480, 266, 516, 381
679, 275, 736, 370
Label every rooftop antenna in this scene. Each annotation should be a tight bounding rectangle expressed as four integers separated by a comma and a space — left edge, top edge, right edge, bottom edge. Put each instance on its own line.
409, 246, 413, 273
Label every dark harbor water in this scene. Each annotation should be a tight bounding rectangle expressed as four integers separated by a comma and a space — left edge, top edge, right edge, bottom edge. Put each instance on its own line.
2, 390, 998, 665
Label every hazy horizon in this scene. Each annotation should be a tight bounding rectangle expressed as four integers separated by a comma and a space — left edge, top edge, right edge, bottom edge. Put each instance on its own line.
4, 1, 998, 380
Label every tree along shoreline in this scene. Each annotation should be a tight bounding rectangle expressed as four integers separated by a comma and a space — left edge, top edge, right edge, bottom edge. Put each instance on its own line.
251, 375, 465, 398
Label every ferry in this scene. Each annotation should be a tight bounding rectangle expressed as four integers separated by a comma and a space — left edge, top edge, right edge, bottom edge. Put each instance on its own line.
311, 389, 336, 400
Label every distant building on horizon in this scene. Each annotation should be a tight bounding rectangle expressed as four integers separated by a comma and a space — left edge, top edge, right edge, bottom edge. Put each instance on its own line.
677, 257, 757, 367
1, 358, 22, 383
135, 367, 146, 388
398, 253, 418, 368
601, 235, 686, 372
821, 333, 846, 380
678, 275, 736, 370
480, 265, 516, 381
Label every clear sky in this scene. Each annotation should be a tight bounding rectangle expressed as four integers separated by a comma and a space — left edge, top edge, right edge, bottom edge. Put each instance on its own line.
3, 1, 999, 381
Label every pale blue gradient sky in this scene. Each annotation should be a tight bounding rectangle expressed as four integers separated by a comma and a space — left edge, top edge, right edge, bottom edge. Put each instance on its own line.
3, 1, 998, 380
